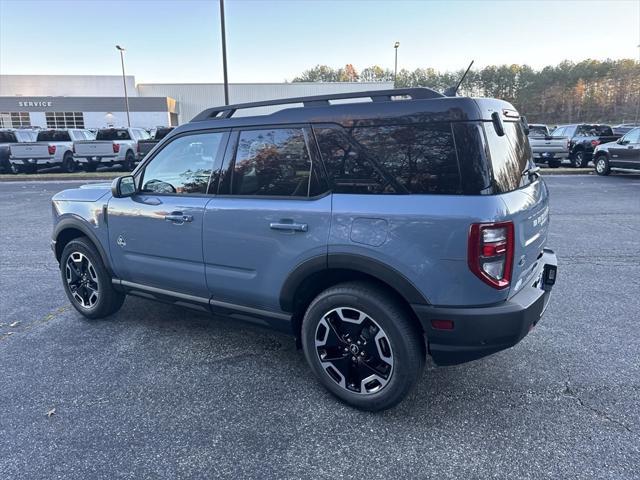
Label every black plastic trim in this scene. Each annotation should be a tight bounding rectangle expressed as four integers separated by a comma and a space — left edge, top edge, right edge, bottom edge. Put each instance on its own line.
279, 253, 429, 312
52, 217, 113, 275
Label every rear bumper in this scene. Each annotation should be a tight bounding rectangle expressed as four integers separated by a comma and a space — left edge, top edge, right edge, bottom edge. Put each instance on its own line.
533, 152, 569, 160
75, 155, 117, 164
412, 248, 558, 366
10, 157, 58, 165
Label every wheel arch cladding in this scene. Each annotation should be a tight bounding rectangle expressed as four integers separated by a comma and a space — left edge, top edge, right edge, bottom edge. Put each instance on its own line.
281, 254, 430, 339
54, 220, 112, 275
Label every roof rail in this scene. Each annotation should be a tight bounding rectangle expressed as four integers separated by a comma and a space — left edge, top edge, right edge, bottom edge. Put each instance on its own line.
190, 87, 444, 122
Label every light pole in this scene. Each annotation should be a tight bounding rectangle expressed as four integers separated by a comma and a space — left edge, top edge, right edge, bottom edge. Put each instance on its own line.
393, 41, 400, 88
219, 0, 229, 105
115, 45, 131, 127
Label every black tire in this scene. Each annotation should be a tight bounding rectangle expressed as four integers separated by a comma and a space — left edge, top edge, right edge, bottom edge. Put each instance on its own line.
572, 150, 587, 168
123, 151, 136, 171
60, 237, 125, 319
548, 159, 561, 168
595, 155, 611, 176
84, 163, 97, 172
301, 281, 424, 411
62, 152, 76, 173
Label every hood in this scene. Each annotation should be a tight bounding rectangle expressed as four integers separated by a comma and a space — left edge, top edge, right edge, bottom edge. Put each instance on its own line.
53, 183, 111, 202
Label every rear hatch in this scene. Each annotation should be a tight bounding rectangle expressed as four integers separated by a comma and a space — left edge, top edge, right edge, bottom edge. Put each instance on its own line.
484, 119, 550, 297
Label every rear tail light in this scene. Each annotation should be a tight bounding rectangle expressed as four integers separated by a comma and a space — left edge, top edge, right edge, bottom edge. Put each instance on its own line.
112, 143, 120, 153
136, 143, 140, 153
468, 221, 514, 289
591, 140, 600, 147
72, 144, 75, 154
47, 145, 56, 155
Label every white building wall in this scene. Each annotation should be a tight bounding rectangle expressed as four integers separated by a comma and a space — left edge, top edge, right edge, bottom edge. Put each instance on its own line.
0, 75, 137, 97
137, 82, 394, 124
82, 111, 169, 129
29, 112, 46, 127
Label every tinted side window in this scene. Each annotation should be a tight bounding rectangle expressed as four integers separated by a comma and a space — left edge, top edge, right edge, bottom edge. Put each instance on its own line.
314, 127, 390, 194
231, 128, 313, 197
484, 121, 533, 193
350, 124, 461, 194
141, 132, 225, 194
623, 128, 640, 144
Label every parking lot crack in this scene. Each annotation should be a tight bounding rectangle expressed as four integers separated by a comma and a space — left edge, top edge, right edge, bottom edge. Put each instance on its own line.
562, 381, 633, 434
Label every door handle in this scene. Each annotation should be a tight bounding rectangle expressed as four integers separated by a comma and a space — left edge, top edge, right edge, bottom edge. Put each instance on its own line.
628, 146, 634, 149
270, 222, 308, 232
165, 212, 193, 224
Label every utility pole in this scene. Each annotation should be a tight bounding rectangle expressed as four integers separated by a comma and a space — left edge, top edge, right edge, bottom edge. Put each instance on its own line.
220, 0, 229, 105
394, 41, 400, 88
115, 45, 131, 127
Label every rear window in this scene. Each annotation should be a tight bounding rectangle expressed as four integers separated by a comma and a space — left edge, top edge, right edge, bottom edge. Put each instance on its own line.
528, 125, 548, 137
97, 129, 131, 141
154, 128, 173, 140
37, 130, 71, 142
576, 125, 613, 137
315, 123, 461, 195
484, 121, 534, 193
0, 131, 17, 143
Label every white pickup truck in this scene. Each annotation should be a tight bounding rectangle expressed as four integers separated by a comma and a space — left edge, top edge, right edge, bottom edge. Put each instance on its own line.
528, 124, 569, 168
73, 127, 151, 172
9, 129, 94, 173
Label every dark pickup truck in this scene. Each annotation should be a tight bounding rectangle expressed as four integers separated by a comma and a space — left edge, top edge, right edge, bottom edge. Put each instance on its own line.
136, 127, 174, 160
551, 124, 621, 167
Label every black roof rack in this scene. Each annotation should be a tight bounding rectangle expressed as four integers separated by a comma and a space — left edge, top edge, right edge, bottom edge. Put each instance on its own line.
190, 87, 444, 122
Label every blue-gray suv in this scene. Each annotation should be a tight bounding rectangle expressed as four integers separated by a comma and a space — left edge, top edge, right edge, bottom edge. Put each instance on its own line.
51, 88, 558, 411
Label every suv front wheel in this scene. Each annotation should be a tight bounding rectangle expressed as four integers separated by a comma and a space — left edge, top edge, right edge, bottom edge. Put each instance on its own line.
302, 282, 424, 411
60, 237, 125, 319
595, 155, 611, 176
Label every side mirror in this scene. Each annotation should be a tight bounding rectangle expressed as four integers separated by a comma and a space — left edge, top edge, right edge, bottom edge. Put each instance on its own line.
618, 138, 628, 145
111, 175, 136, 198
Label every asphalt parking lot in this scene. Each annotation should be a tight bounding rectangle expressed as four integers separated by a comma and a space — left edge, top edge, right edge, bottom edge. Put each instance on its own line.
1, 175, 639, 479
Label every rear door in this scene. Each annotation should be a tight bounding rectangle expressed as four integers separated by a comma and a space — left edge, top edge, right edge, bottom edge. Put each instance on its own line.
202, 126, 331, 313
107, 130, 228, 297
484, 120, 550, 295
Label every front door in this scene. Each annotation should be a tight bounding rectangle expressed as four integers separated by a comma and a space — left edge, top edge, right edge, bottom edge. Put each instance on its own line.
107, 130, 228, 298
203, 127, 331, 313
615, 128, 640, 168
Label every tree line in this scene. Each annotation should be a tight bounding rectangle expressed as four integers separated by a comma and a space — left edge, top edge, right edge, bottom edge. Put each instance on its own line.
292, 59, 640, 125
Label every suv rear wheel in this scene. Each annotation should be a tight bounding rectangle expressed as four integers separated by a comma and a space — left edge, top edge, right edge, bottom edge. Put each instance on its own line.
301, 282, 424, 411
60, 237, 125, 319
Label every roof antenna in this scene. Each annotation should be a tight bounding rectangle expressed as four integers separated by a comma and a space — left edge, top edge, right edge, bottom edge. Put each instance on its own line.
444, 60, 474, 97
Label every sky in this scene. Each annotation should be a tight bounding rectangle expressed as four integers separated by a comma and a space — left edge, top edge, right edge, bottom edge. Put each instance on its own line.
0, 0, 638, 84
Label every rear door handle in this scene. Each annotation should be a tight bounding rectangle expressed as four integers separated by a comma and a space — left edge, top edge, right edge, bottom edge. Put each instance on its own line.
165, 212, 193, 224
270, 222, 308, 232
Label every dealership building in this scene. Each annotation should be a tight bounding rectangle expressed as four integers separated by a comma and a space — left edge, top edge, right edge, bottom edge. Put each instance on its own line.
0, 75, 392, 129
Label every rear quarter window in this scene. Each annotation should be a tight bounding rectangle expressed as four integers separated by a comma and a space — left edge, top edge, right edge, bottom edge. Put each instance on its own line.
484, 121, 533, 193
315, 123, 462, 195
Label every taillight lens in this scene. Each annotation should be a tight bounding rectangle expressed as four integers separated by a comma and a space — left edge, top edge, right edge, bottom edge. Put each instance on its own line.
591, 140, 600, 147
136, 143, 140, 153
112, 143, 120, 153
48, 145, 56, 155
468, 221, 514, 289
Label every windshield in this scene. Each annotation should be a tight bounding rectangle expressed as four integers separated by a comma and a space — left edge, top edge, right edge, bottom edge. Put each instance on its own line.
528, 126, 548, 137
484, 121, 534, 193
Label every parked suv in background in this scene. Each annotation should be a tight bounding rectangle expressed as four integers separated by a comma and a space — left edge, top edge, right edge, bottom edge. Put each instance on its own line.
9, 128, 93, 173
593, 127, 640, 175
73, 127, 150, 171
552, 124, 621, 168
51, 88, 557, 411
0, 128, 38, 173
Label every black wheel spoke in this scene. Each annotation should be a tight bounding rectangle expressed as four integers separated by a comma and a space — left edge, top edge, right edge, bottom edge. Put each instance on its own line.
314, 307, 394, 395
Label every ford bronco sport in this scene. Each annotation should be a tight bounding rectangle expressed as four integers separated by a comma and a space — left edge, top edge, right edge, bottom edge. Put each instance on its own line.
51, 88, 557, 411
